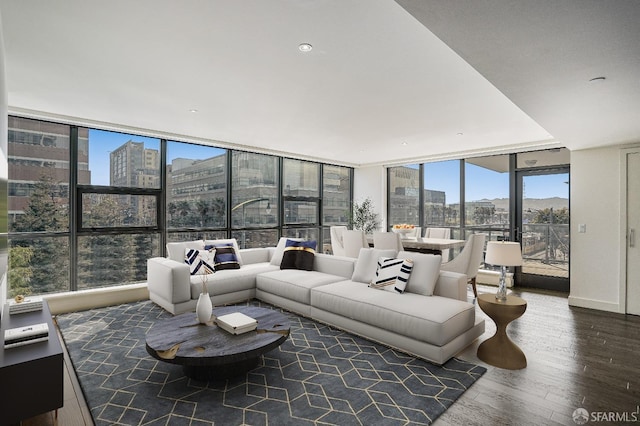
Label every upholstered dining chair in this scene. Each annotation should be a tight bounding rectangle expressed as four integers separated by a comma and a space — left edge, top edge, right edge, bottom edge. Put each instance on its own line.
329, 225, 348, 256
440, 233, 486, 298
342, 230, 369, 258
424, 227, 451, 260
373, 231, 404, 252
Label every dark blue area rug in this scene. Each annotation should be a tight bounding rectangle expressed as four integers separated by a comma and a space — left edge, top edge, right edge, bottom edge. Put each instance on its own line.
56, 300, 485, 425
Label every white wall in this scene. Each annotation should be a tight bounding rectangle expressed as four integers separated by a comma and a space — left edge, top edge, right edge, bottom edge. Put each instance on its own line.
354, 165, 386, 230
569, 145, 629, 313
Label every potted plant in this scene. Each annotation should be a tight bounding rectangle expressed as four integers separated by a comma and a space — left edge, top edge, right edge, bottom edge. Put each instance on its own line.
349, 197, 380, 234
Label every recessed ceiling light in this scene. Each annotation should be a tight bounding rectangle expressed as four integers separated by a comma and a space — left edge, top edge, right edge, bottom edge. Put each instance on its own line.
401, 142, 408, 146
189, 109, 198, 113
298, 43, 313, 52
456, 132, 464, 136
589, 76, 606, 83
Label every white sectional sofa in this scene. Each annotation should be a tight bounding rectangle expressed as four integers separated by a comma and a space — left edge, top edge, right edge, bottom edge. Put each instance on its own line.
147, 238, 485, 365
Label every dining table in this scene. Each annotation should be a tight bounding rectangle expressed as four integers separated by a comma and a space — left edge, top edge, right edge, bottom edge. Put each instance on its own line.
366, 235, 466, 256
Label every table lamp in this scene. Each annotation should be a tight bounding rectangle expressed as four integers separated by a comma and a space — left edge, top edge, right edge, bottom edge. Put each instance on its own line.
485, 241, 523, 301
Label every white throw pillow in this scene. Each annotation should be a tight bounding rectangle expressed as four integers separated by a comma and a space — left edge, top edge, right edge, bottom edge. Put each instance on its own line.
351, 248, 398, 284
397, 251, 442, 296
369, 257, 413, 293
167, 240, 204, 263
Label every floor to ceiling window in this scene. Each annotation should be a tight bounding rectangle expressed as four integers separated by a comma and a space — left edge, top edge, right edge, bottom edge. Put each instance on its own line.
464, 155, 510, 241
388, 164, 420, 230
424, 160, 461, 239
8, 117, 71, 295
6, 116, 353, 297
77, 129, 163, 290
230, 151, 279, 248
167, 142, 228, 242
387, 149, 570, 290
282, 158, 320, 243
322, 165, 352, 253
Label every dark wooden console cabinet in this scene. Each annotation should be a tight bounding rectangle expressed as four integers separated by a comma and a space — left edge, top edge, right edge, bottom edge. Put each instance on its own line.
0, 301, 63, 424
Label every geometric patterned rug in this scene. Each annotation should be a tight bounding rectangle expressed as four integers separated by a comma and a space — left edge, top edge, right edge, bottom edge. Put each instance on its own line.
55, 300, 485, 425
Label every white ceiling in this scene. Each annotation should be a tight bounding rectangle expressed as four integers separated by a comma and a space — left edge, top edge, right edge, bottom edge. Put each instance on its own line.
1, 1, 638, 168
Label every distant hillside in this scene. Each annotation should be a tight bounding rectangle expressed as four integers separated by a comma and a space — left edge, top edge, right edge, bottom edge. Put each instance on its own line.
476, 197, 568, 211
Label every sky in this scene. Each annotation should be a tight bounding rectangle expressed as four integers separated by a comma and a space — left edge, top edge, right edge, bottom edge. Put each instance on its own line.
88, 129, 225, 185
405, 161, 568, 203
89, 129, 568, 200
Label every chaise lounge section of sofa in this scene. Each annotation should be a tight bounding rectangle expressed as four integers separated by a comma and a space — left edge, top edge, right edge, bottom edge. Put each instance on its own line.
147, 238, 485, 365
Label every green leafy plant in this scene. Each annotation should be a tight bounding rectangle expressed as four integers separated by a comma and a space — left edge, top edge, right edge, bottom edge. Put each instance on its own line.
349, 197, 380, 234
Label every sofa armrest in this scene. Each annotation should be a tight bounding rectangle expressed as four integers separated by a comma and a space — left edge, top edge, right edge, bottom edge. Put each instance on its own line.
238, 248, 271, 265
433, 270, 468, 301
147, 257, 191, 304
313, 253, 356, 279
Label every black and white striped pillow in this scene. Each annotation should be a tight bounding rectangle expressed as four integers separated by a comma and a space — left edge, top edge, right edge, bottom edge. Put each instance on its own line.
369, 257, 413, 293
184, 248, 215, 275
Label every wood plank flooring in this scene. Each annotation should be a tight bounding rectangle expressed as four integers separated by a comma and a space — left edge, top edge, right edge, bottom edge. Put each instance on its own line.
17, 285, 640, 426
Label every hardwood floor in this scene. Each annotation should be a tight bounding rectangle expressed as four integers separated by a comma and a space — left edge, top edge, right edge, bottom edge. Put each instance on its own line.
18, 285, 640, 426
436, 285, 640, 426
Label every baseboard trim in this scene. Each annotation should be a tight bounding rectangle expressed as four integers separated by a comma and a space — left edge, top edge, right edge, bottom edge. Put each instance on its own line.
568, 295, 621, 313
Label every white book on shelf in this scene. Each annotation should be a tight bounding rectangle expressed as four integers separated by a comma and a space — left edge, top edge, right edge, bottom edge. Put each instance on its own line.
8, 296, 44, 314
4, 322, 50, 348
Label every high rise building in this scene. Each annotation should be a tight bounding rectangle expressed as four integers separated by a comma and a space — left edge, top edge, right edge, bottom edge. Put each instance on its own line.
7, 116, 90, 227
109, 140, 159, 188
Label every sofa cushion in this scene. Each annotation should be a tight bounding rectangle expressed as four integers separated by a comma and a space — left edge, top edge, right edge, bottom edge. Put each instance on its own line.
351, 248, 398, 284
190, 262, 278, 299
311, 280, 475, 346
280, 239, 316, 271
369, 257, 413, 293
397, 251, 442, 296
257, 269, 347, 305
206, 243, 240, 270
184, 248, 215, 275
167, 240, 204, 263
204, 238, 243, 266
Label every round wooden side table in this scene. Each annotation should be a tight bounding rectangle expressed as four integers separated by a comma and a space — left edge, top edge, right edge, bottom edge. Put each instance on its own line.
477, 293, 527, 370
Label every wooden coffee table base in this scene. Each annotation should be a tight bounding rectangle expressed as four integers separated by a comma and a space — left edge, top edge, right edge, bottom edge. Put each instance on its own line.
146, 305, 290, 381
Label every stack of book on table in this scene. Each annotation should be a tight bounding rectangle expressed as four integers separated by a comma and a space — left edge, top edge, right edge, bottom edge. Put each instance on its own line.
216, 312, 258, 335
8, 296, 43, 315
4, 322, 49, 349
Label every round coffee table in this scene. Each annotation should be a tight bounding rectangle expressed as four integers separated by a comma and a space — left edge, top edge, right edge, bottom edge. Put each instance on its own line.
146, 305, 290, 381
477, 293, 527, 370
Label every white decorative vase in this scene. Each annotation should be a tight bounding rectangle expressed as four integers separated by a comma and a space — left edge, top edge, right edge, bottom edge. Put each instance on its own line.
196, 292, 212, 324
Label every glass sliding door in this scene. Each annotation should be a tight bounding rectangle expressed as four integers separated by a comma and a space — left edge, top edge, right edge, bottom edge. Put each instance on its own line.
516, 168, 570, 291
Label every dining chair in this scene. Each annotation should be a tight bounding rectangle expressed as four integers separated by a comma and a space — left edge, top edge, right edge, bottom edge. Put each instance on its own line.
372, 231, 404, 252
440, 233, 486, 297
424, 227, 450, 239
409, 226, 422, 238
425, 227, 451, 260
342, 230, 369, 258
329, 225, 348, 256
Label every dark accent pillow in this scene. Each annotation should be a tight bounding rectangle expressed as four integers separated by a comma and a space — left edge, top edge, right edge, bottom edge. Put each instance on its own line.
206, 243, 240, 270
280, 239, 317, 271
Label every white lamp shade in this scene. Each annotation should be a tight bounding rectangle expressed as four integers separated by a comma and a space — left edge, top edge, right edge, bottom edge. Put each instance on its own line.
485, 241, 523, 266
